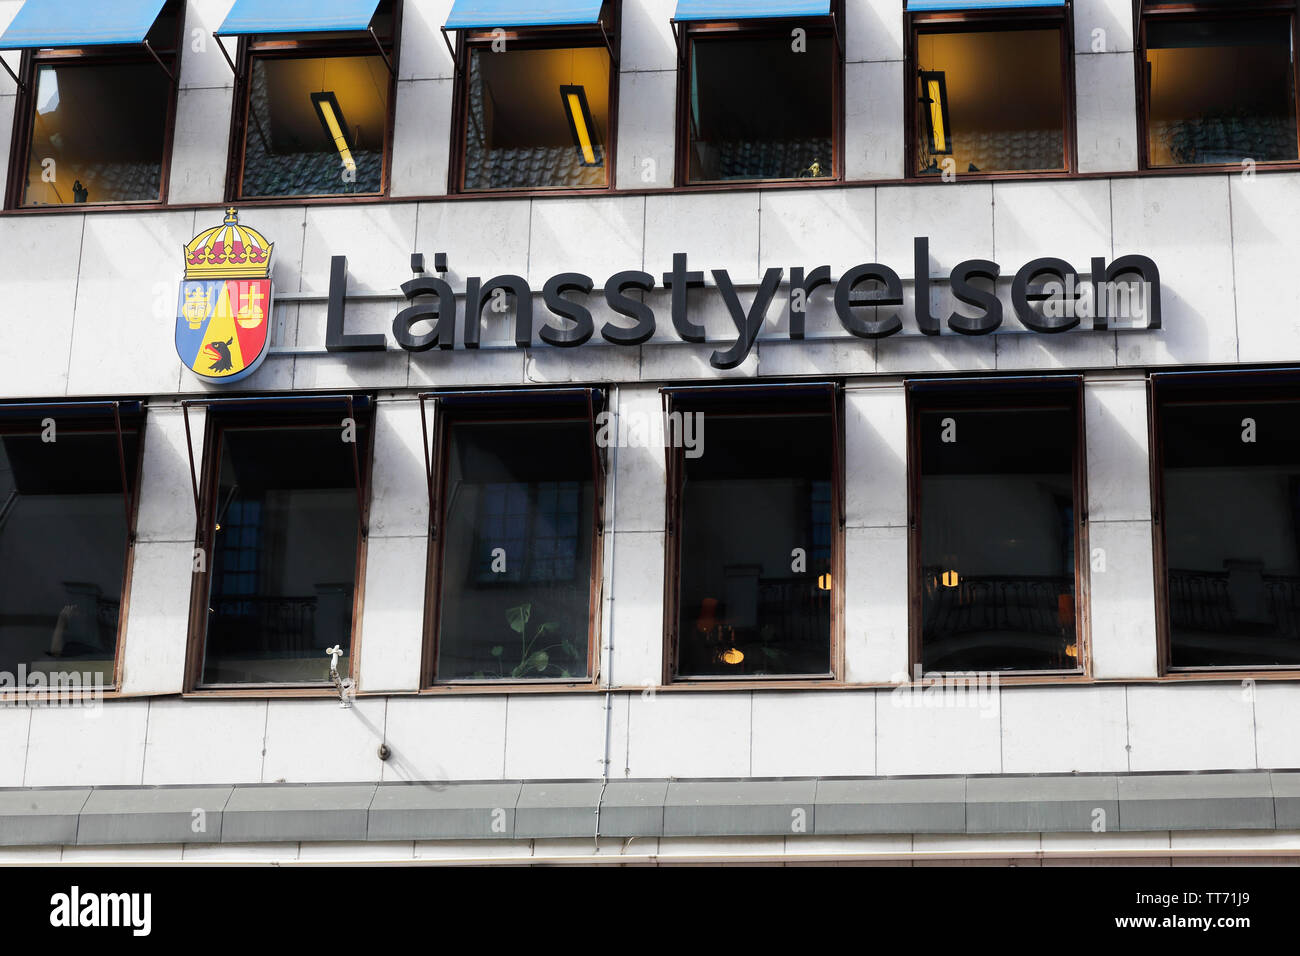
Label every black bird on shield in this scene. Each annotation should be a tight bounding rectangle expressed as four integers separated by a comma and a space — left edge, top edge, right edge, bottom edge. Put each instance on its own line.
204, 339, 235, 373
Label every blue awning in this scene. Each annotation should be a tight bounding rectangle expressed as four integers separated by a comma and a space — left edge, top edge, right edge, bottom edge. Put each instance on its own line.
673, 1, 831, 20
908, 1, 1065, 10
218, 0, 384, 36
445, 1, 606, 30
0, 0, 169, 49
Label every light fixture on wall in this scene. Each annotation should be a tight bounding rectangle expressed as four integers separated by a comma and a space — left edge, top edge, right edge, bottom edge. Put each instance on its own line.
561, 84, 603, 167
941, 569, 960, 588
311, 91, 357, 174
919, 70, 953, 156
818, 573, 833, 591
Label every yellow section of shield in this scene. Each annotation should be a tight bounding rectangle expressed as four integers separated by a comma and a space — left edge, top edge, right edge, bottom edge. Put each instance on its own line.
198, 284, 247, 378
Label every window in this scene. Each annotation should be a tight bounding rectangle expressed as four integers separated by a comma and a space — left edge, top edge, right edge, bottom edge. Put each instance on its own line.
426, 391, 603, 683
1140, 1, 1299, 168
664, 385, 841, 680
1154, 374, 1300, 670
447, 2, 618, 192
907, 1, 1071, 176
909, 379, 1085, 674
4, 1, 181, 208
0, 404, 142, 687
677, 6, 841, 184
226, 2, 397, 199
188, 400, 371, 688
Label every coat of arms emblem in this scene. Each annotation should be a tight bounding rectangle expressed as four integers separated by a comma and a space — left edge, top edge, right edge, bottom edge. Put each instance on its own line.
176, 208, 274, 383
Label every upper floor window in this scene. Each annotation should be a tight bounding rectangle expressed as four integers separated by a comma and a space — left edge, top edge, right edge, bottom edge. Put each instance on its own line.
909, 378, 1085, 674
0, 403, 142, 689
907, 0, 1071, 177
218, 0, 398, 199
445, 1, 618, 192
185, 397, 371, 689
1140, 1, 1299, 168
1154, 373, 1300, 671
663, 384, 842, 681
1, 0, 181, 208
675, 2, 842, 185
423, 390, 604, 684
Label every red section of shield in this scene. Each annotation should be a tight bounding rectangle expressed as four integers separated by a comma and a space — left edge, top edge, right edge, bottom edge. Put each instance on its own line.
228, 278, 272, 368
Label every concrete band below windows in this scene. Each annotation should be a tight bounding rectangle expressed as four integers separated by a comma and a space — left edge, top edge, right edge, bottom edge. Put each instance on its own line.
2, 773, 1299, 848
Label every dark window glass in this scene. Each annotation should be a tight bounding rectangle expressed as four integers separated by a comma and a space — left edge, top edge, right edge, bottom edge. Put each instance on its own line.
1145, 16, 1298, 166
1161, 399, 1300, 668
914, 28, 1065, 175
0, 429, 139, 681
240, 54, 390, 198
21, 61, 171, 206
686, 33, 834, 183
676, 413, 833, 677
462, 44, 612, 191
436, 421, 595, 681
201, 424, 363, 685
917, 404, 1079, 672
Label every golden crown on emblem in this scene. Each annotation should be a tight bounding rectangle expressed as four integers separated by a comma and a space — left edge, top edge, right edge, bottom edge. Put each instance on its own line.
183, 208, 274, 281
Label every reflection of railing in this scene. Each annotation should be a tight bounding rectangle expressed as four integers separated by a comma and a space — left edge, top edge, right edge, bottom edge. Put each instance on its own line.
210, 597, 319, 652
1168, 570, 1300, 638
921, 570, 1071, 638
757, 578, 830, 645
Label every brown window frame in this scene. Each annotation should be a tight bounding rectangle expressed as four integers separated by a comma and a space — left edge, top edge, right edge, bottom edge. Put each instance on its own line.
673, 3, 845, 189
660, 382, 845, 686
224, 1, 402, 204
1149, 369, 1300, 676
905, 1, 1077, 182
0, 401, 145, 695
446, 1, 621, 197
182, 397, 374, 696
419, 389, 607, 689
905, 376, 1091, 679
1135, 0, 1300, 173
3, 2, 183, 211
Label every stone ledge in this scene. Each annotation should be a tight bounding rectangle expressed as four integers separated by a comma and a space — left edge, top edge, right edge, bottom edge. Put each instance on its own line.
0, 771, 1291, 847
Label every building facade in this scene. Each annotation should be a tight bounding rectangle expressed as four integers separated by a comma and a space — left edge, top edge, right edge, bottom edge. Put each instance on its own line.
1, 0, 1299, 865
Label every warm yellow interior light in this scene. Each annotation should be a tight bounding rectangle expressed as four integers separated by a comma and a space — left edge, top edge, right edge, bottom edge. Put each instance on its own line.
818, 573, 833, 592
941, 570, 959, 588
317, 96, 357, 172
927, 78, 946, 153
567, 91, 597, 166
721, 648, 744, 665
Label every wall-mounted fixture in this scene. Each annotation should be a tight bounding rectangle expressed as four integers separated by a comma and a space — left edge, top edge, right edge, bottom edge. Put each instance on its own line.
561, 84, 602, 167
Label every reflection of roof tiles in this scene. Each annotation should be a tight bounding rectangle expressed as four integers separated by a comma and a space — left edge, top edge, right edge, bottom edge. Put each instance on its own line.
1152, 114, 1298, 164
919, 129, 1065, 174
705, 138, 832, 181
26, 161, 161, 205
240, 76, 384, 198
464, 144, 606, 190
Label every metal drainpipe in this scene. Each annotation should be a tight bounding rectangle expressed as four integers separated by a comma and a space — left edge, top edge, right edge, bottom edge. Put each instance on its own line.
594, 386, 620, 847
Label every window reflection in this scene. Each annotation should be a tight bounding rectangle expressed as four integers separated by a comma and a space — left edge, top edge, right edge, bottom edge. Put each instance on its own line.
201, 425, 363, 685
436, 421, 595, 681
463, 45, 611, 191
917, 405, 1079, 672
686, 33, 835, 183
914, 28, 1065, 175
676, 413, 833, 677
1145, 16, 1298, 166
0, 430, 138, 680
241, 54, 390, 198
1161, 399, 1300, 667
22, 62, 171, 206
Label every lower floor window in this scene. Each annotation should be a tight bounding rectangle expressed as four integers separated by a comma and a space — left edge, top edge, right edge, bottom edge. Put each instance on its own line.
0, 407, 140, 684
196, 409, 368, 687
430, 397, 601, 683
667, 386, 839, 679
1158, 381, 1300, 668
911, 380, 1083, 673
